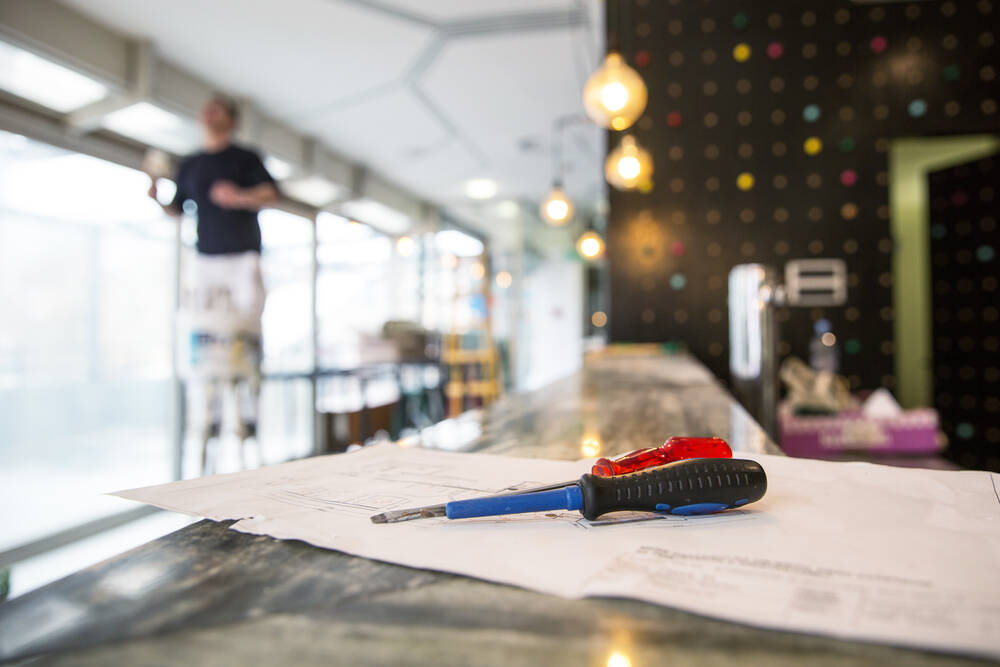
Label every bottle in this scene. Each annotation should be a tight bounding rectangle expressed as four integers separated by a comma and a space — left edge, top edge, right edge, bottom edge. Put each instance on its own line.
809, 318, 840, 374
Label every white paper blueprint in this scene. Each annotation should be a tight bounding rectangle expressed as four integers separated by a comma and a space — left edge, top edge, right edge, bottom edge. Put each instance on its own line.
115, 444, 1000, 659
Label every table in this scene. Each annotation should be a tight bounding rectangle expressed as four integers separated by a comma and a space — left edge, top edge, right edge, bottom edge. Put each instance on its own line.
0, 353, 986, 665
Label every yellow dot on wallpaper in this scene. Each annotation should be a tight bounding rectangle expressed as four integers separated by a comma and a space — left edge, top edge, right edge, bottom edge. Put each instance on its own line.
803, 137, 823, 155
733, 43, 751, 61
736, 172, 755, 190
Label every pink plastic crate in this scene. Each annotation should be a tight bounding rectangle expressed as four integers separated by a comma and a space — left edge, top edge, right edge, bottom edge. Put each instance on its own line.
779, 407, 940, 457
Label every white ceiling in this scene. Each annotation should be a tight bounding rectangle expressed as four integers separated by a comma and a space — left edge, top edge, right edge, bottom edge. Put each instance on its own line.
60, 0, 605, 229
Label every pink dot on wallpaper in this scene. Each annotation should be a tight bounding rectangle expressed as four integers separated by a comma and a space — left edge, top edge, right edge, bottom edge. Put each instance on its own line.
840, 169, 858, 186
635, 50, 651, 67
951, 191, 969, 206
870, 35, 888, 53
766, 42, 783, 59
666, 111, 683, 127
670, 240, 686, 257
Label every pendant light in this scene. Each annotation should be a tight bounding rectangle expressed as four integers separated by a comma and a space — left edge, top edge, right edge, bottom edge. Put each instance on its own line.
540, 114, 583, 226
605, 135, 652, 191
576, 230, 605, 260
583, 53, 647, 131
540, 185, 573, 225
582, 0, 647, 131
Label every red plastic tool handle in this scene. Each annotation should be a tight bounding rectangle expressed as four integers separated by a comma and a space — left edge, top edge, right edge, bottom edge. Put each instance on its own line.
590, 436, 732, 477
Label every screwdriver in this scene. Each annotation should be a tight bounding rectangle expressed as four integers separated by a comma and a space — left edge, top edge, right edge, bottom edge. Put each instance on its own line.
445, 458, 767, 521
369, 436, 732, 523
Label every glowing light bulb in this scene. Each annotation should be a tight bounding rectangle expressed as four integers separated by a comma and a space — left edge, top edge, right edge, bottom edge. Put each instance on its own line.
591, 311, 608, 327
577, 231, 605, 260
600, 82, 628, 111
607, 652, 632, 667
495, 271, 512, 289
547, 199, 569, 220
539, 185, 573, 226
583, 52, 648, 130
605, 135, 653, 191
617, 156, 640, 179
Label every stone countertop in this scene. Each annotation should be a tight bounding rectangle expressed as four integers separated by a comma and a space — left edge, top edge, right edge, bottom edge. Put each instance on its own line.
0, 353, 984, 666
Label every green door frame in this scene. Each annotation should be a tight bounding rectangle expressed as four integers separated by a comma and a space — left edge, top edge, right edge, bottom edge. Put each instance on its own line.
888, 135, 1000, 408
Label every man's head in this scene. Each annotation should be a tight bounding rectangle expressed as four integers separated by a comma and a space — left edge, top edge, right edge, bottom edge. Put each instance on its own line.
199, 94, 239, 138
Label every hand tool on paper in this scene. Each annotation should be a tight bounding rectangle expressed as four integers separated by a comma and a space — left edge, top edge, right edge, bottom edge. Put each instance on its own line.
369, 437, 732, 523
444, 458, 766, 521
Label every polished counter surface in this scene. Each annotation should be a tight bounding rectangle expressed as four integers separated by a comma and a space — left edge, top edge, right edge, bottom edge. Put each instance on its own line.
0, 353, 984, 666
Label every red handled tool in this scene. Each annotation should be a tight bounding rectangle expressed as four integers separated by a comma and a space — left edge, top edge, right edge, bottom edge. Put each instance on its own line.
591, 436, 732, 476
370, 436, 732, 523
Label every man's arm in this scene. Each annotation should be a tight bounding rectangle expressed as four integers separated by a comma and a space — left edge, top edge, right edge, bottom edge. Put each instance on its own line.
208, 181, 280, 211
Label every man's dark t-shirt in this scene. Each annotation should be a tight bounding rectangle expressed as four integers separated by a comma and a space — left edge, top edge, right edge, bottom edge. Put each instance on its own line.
171, 144, 275, 255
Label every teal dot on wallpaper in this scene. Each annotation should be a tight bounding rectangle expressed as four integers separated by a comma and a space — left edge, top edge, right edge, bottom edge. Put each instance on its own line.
931, 223, 947, 239
670, 273, 687, 290
803, 104, 821, 122
978, 245, 996, 262
908, 99, 928, 117
732, 12, 749, 30
845, 339, 862, 354
942, 64, 960, 81
957, 422, 975, 439
839, 137, 856, 153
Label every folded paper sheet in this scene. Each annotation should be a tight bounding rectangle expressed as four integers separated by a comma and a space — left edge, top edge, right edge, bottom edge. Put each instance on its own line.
115, 445, 1000, 659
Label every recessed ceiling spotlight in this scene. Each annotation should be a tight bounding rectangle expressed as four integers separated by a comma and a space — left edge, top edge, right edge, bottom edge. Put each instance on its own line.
464, 178, 498, 200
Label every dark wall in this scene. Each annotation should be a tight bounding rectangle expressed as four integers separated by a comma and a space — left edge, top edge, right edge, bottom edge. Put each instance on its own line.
607, 0, 999, 395
928, 154, 1000, 469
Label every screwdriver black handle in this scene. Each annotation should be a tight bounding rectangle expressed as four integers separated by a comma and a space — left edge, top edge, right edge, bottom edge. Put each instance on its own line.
578, 458, 767, 520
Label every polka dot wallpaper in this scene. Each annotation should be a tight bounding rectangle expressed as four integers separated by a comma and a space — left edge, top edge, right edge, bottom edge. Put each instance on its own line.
929, 155, 999, 470
607, 0, 999, 401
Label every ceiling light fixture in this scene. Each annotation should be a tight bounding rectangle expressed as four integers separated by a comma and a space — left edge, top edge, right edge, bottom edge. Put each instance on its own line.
540, 185, 573, 226
0, 39, 109, 112
102, 102, 200, 155
577, 230, 605, 260
605, 135, 652, 191
540, 114, 586, 226
263, 155, 295, 181
436, 229, 484, 257
464, 178, 498, 200
582, 1, 647, 131
341, 198, 411, 235
281, 175, 345, 207
583, 53, 647, 131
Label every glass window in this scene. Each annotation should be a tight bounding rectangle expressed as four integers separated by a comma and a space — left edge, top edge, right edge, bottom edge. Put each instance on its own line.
423, 228, 487, 334
316, 212, 394, 367
258, 208, 314, 462
0, 130, 177, 550
259, 208, 314, 374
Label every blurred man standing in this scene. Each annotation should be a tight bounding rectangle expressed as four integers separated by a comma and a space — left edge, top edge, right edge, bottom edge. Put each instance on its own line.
148, 95, 279, 473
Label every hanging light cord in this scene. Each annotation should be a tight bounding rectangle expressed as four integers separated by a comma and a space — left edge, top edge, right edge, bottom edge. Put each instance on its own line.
550, 112, 589, 186
608, 0, 620, 54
